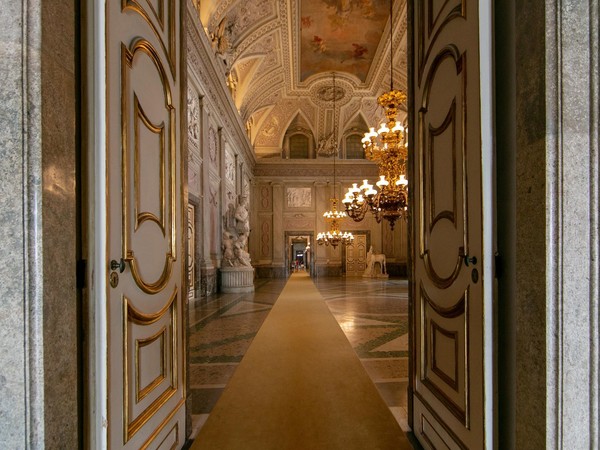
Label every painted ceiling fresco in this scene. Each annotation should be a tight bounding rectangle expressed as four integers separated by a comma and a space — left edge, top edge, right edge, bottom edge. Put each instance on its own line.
197, 0, 407, 157
300, 0, 389, 82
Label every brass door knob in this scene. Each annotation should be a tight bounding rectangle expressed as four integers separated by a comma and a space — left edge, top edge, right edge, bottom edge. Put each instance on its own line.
464, 255, 477, 267
110, 258, 126, 273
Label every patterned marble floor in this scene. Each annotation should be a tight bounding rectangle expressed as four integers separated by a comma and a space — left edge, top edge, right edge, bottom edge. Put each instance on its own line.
314, 276, 409, 431
188, 275, 409, 437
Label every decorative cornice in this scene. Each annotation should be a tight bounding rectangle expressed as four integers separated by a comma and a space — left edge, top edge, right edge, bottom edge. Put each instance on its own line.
254, 160, 379, 178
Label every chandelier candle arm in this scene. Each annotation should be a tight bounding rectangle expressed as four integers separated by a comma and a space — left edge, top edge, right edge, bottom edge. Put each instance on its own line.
343, 1, 409, 230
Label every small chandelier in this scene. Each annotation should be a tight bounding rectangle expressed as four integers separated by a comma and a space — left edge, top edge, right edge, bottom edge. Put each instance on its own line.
342, 0, 408, 231
317, 72, 354, 248
317, 198, 355, 247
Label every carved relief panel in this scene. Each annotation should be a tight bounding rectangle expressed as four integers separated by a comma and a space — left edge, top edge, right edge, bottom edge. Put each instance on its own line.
285, 186, 313, 209
208, 179, 220, 256
207, 124, 218, 170
283, 213, 315, 230
187, 86, 202, 198
187, 86, 200, 149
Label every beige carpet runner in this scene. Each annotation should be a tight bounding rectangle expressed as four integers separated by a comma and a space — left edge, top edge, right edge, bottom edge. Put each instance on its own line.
191, 272, 411, 450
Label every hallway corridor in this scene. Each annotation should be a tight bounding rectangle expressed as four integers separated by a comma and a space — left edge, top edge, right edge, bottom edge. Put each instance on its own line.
188, 275, 410, 443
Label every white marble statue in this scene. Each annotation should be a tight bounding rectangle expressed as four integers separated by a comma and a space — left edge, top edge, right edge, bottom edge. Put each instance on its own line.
222, 195, 252, 268
363, 245, 387, 278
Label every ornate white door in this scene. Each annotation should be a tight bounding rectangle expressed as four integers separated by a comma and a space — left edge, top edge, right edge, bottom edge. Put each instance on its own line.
106, 1, 185, 448
410, 0, 494, 448
345, 234, 367, 276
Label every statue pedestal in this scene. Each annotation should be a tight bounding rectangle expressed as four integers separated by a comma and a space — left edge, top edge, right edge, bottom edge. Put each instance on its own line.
220, 266, 255, 293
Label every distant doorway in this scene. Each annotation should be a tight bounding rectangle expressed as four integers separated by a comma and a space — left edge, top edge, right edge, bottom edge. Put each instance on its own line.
285, 232, 314, 277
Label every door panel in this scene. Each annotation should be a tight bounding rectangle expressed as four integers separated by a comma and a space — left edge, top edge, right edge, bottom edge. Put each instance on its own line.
410, 0, 491, 448
345, 234, 367, 276
107, 1, 185, 448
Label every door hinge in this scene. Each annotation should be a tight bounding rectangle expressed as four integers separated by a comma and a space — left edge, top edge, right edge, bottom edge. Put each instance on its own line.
494, 253, 502, 279
76, 259, 87, 289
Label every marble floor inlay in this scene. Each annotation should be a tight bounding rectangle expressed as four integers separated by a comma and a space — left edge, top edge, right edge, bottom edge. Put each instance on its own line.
188, 276, 410, 438
315, 277, 410, 432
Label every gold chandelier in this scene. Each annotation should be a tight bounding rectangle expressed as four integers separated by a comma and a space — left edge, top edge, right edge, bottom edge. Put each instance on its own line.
342, 1, 408, 231
317, 198, 354, 247
317, 72, 354, 248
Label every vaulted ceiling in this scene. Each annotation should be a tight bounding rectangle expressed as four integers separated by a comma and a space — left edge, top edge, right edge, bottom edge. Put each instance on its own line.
198, 0, 408, 158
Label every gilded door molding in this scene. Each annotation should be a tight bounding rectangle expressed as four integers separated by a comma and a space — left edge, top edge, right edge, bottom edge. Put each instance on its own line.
418, 44, 468, 290
106, 0, 185, 448
410, 0, 489, 448
187, 203, 195, 298
122, 0, 178, 79
121, 39, 177, 295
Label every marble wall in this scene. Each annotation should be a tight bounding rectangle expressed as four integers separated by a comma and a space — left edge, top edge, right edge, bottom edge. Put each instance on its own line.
496, 0, 600, 448
0, 2, 39, 446
40, 0, 79, 446
542, 1, 599, 447
0, 0, 79, 447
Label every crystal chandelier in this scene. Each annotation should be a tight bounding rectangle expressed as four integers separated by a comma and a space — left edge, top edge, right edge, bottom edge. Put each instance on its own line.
342, 0, 408, 231
317, 72, 354, 248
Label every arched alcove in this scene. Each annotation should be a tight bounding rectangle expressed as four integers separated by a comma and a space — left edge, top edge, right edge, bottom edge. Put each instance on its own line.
281, 112, 316, 159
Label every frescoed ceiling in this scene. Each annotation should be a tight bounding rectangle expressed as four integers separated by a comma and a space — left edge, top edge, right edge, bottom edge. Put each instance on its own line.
197, 0, 407, 158
300, 0, 389, 82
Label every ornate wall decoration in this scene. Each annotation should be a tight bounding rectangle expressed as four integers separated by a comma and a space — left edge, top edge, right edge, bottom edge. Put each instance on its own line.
228, 0, 276, 45
208, 125, 218, 164
283, 213, 313, 230
244, 30, 278, 56
242, 71, 284, 121
286, 187, 312, 208
260, 185, 271, 210
209, 186, 219, 255
209, 186, 218, 207
260, 219, 271, 257
242, 175, 250, 198
341, 98, 363, 125
187, 86, 202, 198
259, 115, 279, 139
185, 13, 255, 175
254, 162, 378, 178
232, 18, 281, 60
187, 87, 200, 148
225, 148, 236, 184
